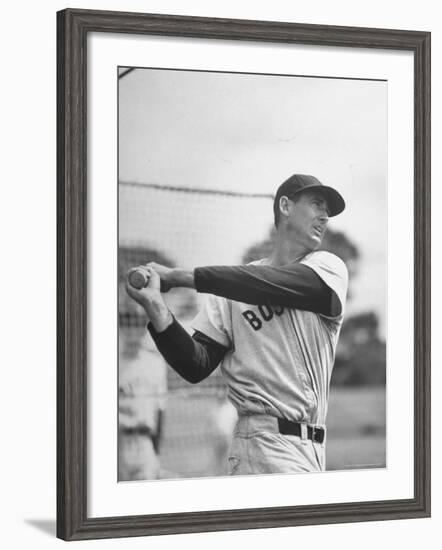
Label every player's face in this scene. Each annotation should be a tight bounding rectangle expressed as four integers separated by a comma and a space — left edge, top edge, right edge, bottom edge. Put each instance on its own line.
286, 190, 330, 250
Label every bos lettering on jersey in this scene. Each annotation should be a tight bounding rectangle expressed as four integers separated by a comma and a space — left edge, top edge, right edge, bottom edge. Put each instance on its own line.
190, 252, 348, 426
242, 304, 284, 331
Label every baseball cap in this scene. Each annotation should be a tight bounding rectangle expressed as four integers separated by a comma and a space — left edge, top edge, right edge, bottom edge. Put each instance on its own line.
273, 174, 345, 219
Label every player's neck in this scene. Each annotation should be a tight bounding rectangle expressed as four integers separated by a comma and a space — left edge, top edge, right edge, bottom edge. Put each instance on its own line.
268, 231, 312, 266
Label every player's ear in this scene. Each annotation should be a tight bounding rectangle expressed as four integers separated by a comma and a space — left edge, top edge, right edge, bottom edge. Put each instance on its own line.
279, 195, 291, 221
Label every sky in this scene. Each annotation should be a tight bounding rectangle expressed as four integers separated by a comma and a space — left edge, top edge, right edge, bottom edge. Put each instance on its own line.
118, 68, 387, 334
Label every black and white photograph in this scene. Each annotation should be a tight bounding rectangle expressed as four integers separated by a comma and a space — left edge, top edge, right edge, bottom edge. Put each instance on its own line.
118, 66, 387, 482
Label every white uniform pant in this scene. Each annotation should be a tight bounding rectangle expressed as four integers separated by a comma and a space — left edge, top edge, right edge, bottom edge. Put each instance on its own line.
228, 414, 326, 475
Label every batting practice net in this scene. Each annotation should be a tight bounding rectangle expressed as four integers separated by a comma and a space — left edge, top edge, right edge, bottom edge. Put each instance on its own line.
118, 181, 274, 480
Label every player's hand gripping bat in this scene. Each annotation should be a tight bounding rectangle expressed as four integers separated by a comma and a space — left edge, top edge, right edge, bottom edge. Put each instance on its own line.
128, 266, 172, 292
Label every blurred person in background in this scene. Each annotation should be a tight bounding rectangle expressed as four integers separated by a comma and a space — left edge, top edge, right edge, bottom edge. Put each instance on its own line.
118, 327, 167, 480
126, 174, 348, 475
206, 388, 238, 475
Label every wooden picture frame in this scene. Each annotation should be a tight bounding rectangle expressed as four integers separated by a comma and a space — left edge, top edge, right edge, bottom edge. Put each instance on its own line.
57, 8, 431, 541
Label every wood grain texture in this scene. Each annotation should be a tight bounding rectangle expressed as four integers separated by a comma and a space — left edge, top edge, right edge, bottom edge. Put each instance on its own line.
56, 8, 431, 541
413, 31, 431, 519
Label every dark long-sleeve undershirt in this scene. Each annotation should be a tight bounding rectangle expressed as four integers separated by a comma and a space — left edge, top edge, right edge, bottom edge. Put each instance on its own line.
148, 319, 228, 383
148, 262, 338, 383
194, 262, 337, 315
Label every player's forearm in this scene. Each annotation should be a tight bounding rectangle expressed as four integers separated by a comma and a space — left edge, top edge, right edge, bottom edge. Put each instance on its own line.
141, 295, 174, 333
148, 318, 226, 383
167, 268, 195, 289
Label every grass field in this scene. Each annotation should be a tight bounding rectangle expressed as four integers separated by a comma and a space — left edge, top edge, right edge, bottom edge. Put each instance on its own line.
326, 387, 386, 470
158, 386, 386, 478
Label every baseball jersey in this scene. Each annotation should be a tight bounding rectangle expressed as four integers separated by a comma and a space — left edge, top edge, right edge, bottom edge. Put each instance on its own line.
191, 251, 348, 426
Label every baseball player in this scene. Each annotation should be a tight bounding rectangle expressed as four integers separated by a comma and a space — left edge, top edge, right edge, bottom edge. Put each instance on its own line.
126, 174, 348, 475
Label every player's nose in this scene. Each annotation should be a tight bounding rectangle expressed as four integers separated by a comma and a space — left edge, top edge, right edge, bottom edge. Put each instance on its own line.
319, 209, 329, 222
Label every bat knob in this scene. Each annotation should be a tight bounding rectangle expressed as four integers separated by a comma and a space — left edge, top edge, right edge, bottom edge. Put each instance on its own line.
128, 269, 149, 289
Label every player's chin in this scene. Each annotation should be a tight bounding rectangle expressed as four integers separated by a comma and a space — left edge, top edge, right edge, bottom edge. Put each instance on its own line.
309, 233, 323, 247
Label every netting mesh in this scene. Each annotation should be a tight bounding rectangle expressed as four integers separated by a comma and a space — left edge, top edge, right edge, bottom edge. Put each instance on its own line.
118, 181, 275, 480
119, 181, 274, 268
118, 182, 386, 481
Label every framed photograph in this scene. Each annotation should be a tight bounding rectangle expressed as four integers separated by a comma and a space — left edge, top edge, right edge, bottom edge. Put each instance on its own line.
57, 8, 431, 541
